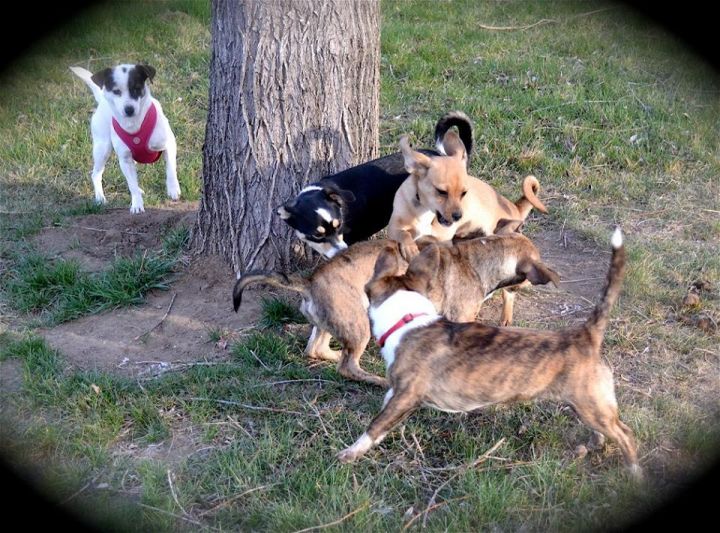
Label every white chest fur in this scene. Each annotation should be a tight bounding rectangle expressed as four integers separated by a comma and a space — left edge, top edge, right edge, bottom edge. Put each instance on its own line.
414, 210, 436, 238
369, 290, 440, 370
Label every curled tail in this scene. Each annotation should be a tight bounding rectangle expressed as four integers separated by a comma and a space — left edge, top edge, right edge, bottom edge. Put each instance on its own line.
69, 66, 104, 105
514, 175, 548, 220
584, 228, 627, 349
233, 270, 309, 312
434, 111, 473, 158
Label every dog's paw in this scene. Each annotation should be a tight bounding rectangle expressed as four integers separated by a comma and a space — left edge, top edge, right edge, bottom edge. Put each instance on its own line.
167, 185, 181, 201
130, 203, 145, 214
94, 192, 107, 205
399, 242, 420, 261
336, 448, 360, 464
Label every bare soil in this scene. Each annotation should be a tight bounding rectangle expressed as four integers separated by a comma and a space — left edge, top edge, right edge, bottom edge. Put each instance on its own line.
31, 205, 609, 377
34, 204, 263, 377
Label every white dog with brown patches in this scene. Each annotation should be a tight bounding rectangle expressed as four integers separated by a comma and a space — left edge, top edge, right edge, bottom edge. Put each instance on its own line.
70, 63, 180, 213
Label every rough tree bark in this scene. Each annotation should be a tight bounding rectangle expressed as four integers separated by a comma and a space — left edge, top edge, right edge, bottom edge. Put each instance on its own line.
192, 0, 380, 273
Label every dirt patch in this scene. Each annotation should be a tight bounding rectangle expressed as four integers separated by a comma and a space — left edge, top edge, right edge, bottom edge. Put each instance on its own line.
34, 207, 609, 376
35, 204, 263, 376
478, 227, 610, 327
33, 203, 199, 272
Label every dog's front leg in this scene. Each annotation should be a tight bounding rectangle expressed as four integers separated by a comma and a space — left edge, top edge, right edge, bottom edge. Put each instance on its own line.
90, 139, 112, 205
162, 130, 181, 201
500, 288, 515, 326
337, 389, 419, 463
117, 154, 145, 213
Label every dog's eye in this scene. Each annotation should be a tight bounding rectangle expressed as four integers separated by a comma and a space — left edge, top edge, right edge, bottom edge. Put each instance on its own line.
461, 190, 468, 198
112, 89, 121, 96
435, 188, 448, 197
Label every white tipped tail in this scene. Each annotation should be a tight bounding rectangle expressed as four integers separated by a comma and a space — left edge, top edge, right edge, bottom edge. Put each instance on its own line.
611, 227, 623, 249
69, 66, 104, 104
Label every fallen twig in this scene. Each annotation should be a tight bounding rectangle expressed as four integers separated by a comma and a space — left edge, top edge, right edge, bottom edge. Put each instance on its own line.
403, 496, 471, 531
199, 483, 278, 516
421, 438, 506, 528
133, 292, 177, 341
291, 502, 369, 533
186, 397, 309, 417
478, 7, 613, 31
167, 469, 190, 517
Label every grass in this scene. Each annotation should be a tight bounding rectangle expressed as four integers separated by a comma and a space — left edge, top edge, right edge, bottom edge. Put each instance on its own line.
2, 227, 187, 325
0, 0, 719, 531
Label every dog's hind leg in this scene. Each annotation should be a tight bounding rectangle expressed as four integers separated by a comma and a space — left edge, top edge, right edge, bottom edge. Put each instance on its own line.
162, 130, 181, 200
337, 389, 419, 463
90, 139, 112, 205
337, 345, 388, 388
572, 375, 642, 480
305, 326, 340, 362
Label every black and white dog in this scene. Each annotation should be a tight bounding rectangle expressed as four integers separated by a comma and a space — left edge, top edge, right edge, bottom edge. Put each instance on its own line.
70, 64, 180, 213
278, 112, 473, 258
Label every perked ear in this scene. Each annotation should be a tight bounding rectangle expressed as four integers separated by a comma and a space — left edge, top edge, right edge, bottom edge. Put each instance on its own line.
90, 67, 112, 88
440, 130, 467, 162
405, 242, 441, 294
372, 244, 403, 281
136, 64, 156, 83
494, 219, 524, 235
323, 183, 356, 206
517, 259, 561, 287
399, 135, 433, 177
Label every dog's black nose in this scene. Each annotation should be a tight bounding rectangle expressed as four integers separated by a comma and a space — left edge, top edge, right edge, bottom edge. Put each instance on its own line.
124, 106, 135, 117
452, 211, 463, 221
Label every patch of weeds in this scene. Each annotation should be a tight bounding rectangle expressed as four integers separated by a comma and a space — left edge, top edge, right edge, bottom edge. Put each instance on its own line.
259, 295, 306, 329
4, 249, 178, 325
231, 331, 292, 369
162, 225, 190, 257
4, 253, 84, 313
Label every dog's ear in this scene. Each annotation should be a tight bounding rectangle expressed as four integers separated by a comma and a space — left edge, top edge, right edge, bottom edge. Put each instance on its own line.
399, 135, 433, 177
517, 259, 560, 287
405, 242, 441, 294
494, 219, 524, 235
372, 244, 403, 280
277, 203, 295, 220
91, 67, 113, 89
440, 130, 467, 163
323, 183, 355, 206
136, 64, 156, 84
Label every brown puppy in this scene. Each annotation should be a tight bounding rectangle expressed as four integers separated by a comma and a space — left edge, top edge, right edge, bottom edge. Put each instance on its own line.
232, 229, 558, 387
388, 131, 547, 261
338, 228, 642, 480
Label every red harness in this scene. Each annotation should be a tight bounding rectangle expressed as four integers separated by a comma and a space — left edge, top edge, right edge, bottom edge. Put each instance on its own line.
112, 102, 163, 164
377, 313, 428, 348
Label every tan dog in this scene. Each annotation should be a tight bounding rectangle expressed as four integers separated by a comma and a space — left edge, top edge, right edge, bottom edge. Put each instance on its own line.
337, 228, 642, 480
388, 131, 548, 260
232, 229, 559, 387
388, 131, 548, 324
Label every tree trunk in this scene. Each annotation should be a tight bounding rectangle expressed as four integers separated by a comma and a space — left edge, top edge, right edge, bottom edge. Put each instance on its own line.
192, 0, 380, 273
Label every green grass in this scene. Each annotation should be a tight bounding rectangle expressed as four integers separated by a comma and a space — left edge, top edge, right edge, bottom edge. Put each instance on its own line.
1, 0, 719, 531
258, 296, 307, 329
3, 228, 187, 325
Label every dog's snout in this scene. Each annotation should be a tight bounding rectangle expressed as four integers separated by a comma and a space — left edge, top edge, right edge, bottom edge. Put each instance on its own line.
452, 210, 463, 221
124, 105, 135, 117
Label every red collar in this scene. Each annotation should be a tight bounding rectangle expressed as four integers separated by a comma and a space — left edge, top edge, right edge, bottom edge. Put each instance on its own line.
112, 102, 162, 164
377, 313, 428, 348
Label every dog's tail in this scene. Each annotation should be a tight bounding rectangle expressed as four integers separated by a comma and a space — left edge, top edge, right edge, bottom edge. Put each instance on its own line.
434, 111, 473, 158
583, 228, 627, 350
69, 66, 104, 105
514, 176, 548, 220
233, 270, 309, 312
